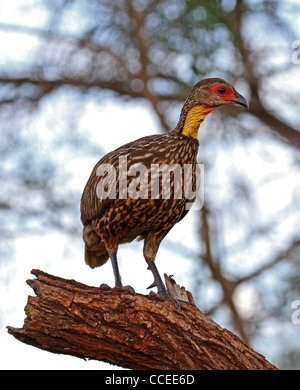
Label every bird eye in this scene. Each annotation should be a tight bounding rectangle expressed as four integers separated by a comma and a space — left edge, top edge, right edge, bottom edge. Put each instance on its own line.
218, 87, 226, 94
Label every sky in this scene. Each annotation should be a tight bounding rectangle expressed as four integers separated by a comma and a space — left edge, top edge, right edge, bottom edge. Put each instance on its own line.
1, 0, 300, 370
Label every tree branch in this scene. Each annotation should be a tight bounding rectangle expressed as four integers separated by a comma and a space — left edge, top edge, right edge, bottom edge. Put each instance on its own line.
7, 269, 277, 370
231, 0, 300, 149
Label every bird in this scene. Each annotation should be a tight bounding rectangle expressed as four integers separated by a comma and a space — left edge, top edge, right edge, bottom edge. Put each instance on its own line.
80, 78, 248, 300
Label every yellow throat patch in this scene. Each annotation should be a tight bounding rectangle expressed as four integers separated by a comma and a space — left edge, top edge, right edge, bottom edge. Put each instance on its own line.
182, 105, 215, 139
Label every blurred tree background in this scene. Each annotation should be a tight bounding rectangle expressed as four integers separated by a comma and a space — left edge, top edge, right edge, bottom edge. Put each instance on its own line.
1, 0, 300, 369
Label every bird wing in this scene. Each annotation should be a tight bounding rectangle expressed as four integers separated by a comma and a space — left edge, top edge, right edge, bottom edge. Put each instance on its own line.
80, 134, 166, 225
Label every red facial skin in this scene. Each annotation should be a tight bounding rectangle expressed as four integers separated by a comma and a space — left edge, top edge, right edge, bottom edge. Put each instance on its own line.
210, 84, 239, 100
210, 84, 249, 108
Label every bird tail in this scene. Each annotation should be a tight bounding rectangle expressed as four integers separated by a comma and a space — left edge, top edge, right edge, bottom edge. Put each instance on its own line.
83, 224, 109, 268
85, 247, 109, 268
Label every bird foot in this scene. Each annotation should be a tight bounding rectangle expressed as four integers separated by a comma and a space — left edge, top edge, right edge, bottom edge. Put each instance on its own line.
99, 282, 135, 295
147, 280, 170, 299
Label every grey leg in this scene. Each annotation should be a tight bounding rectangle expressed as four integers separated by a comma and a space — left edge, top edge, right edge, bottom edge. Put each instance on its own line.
145, 258, 170, 298
108, 251, 122, 287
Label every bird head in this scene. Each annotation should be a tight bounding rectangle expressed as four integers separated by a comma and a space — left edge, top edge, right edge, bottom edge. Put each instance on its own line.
188, 78, 249, 109
179, 78, 249, 138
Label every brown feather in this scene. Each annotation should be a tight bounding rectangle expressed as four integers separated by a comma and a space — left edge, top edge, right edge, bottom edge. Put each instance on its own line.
80, 78, 248, 277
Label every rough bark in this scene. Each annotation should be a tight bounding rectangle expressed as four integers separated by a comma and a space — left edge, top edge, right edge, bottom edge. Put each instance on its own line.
7, 269, 277, 370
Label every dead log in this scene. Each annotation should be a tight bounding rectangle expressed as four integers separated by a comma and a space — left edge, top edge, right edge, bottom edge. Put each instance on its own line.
7, 269, 277, 370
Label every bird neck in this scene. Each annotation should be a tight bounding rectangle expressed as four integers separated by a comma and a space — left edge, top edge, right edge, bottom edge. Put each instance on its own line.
181, 105, 215, 139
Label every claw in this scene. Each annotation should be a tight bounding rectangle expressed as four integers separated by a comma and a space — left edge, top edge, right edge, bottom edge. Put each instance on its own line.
147, 280, 157, 290
148, 291, 157, 297
123, 285, 136, 295
99, 283, 111, 289
173, 298, 181, 311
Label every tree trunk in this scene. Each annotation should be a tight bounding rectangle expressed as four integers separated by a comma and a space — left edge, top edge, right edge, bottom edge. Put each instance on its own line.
7, 269, 277, 370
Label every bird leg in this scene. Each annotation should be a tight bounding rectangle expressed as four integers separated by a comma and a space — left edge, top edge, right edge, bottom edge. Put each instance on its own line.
108, 251, 122, 287
145, 258, 170, 299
